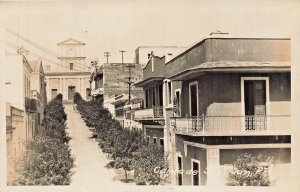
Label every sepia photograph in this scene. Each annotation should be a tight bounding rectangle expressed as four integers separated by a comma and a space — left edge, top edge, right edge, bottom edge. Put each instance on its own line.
0, 0, 299, 192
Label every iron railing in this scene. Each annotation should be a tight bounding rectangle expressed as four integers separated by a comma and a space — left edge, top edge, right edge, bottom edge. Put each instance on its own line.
171, 115, 291, 136
134, 106, 164, 120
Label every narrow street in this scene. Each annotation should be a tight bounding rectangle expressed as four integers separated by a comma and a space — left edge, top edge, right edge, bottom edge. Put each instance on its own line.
64, 104, 125, 187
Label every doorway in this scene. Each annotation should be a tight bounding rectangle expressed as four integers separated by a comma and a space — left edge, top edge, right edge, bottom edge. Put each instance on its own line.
242, 78, 268, 130
177, 156, 183, 185
68, 86, 76, 100
191, 159, 200, 185
189, 82, 198, 116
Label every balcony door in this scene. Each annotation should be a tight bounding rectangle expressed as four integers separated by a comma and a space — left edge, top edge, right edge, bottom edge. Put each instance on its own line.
189, 82, 199, 116
242, 78, 269, 131
68, 86, 76, 100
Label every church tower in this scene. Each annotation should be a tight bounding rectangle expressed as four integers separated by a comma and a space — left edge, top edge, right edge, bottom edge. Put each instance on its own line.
57, 38, 87, 71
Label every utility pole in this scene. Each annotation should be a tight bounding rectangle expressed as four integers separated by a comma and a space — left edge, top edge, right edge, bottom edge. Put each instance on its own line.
119, 50, 126, 64
125, 64, 135, 102
119, 50, 134, 102
104, 51, 110, 63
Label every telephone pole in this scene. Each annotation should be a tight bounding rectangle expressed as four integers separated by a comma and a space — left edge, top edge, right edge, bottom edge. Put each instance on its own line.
119, 50, 126, 64
104, 51, 111, 63
125, 63, 135, 102
119, 50, 134, 102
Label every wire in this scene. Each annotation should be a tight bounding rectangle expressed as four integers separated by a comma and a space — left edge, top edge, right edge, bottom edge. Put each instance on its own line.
5, 28, 91, 71
6, 41, 86, 72
6, 27, 90, 71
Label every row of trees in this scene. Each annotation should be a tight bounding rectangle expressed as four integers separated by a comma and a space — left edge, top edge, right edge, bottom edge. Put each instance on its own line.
17, 94, 74, 185
73, 93, 169, 185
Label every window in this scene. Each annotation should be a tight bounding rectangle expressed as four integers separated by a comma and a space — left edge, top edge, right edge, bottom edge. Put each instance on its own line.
152, 87, 156, 106
158, 84, 163, 106
159, 138, 164, 147
70, 63, 73, 70
145, 89, 149, 108
164, 80, 172, 107
86, 88, 91, 100
168, 81, 172, 105
147, 136, 150, 144
153, 137, 157, 144
174, 89, 181, 116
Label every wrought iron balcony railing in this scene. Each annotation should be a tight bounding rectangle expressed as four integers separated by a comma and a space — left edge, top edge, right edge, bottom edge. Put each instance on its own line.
170, 115, 291, 136
134, 106, 164, 120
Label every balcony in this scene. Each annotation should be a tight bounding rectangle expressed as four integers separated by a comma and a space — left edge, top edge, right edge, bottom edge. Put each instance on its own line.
171, 115, 291, 136
91, 87, 103, 97
134, 106, 164, 120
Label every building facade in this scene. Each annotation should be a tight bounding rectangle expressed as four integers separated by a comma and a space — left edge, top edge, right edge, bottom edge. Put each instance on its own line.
6, 103, 25, 185
163, 37, 291, 186
90, 62, 144, 116
44, 38, 91, 101
29, 60, 47, 130
3, 52, 44, 184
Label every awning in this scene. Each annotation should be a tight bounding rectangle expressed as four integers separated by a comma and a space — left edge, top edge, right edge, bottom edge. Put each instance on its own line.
135, 76, 164, 87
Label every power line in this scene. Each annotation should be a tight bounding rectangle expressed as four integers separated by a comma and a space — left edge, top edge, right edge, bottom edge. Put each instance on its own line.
6, 27, 89, 71
5, 28, 90, 71
6, 41, 85, 72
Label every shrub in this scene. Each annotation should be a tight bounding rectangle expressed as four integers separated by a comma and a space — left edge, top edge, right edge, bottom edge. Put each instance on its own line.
226, 153, 274, 186
133, 144, 169, 185
74, 93, 169, 185
16, 94, 74, 185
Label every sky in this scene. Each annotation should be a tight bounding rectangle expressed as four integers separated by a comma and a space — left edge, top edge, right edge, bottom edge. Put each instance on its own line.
0, 0, 299, 67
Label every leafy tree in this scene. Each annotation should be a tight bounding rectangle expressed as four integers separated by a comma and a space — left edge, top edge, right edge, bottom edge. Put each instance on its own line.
133, 143, 169, 185
226, 153, 274, 186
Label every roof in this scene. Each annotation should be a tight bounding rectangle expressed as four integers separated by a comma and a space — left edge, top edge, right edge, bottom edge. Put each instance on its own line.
44, 71, 90, 76
168, 61, 291, 80
165, 37, 291, 65
57, 38, 85, 46
135, 76, 165, 87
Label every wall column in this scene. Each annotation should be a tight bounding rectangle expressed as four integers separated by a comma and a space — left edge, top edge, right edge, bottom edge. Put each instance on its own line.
63, 78, 67, 100
77, 77, 81, 99
46, 77, 50, 101
206, 148, 222, 188
82, 78, 86, 99
59, 77, 63, 94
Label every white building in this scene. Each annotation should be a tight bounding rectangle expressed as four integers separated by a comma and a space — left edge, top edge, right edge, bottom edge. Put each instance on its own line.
44, 38, 91, 101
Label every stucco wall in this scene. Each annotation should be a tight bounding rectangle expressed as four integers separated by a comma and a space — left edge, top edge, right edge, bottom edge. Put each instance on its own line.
165, 38, 290, 78
175, 136, 207, 185
145, 127, 164, 144
143, 56, 166, 80
180, 73, 291, 117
